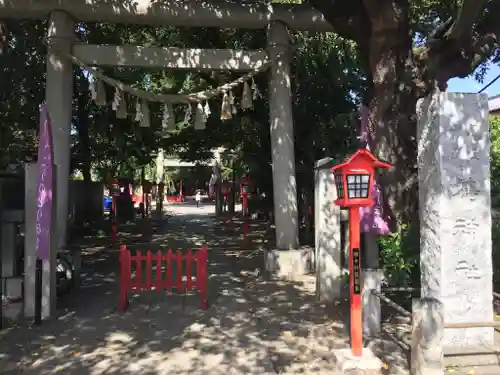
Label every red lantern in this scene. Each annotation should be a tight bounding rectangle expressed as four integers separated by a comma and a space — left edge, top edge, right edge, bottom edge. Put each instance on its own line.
331, 148, 391, 357
221, 180, 231, 205
107, 178, 121, 197
331, 149, 391, 208
221, 180, 230, 195
239, 175, 252, 197
143, 180, 152, 194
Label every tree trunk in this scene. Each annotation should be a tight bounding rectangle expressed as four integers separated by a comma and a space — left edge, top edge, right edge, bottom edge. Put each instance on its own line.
364, 0, 419, 229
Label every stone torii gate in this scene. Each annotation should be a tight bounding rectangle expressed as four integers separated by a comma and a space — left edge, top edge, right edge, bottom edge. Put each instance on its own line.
0, 1, 336, 317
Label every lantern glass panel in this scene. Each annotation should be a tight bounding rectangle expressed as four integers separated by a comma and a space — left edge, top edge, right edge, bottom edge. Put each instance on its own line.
347, 174, 370, 199
335, 174, 344, 198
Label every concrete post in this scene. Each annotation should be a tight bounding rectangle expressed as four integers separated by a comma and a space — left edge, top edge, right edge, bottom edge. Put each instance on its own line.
411, 298, 444, 375
363, 233, 379, 268
314, 157, 342, 301
362, 269, 382, 337
1, 216, 17, 277
361, 233, 382, 337
45, 11, 74, 249
267, 21, 298, 250
417, 92, 493, 347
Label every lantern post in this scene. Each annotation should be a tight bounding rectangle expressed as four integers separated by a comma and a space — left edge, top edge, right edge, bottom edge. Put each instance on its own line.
221, 180, 230, 213
107, 176, 121, 248
178, 181, 184, 202
157, 181, 165, 213
240, 175, 252, 237
142, 179, 152, 216
331, 149, 391, 357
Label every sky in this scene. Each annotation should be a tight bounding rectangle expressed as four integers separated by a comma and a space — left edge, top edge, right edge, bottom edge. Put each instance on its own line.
448, 63, 500, 97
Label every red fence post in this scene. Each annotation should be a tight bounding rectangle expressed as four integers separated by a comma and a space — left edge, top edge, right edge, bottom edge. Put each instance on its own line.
176, 249, 184, 292
186, 249, 193, 291
119, 245, 130, 312
155, 250, 162, 292
145, 250, 152, 291
134, 251, 143, 292
198, 245, 208, 310
166, 249, 173, 292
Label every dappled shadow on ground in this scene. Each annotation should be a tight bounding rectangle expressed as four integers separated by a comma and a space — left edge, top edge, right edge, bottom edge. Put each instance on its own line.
0, 204, 350, 374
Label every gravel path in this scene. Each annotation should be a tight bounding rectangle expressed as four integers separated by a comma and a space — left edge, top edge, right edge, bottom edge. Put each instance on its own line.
0, 202, 353, 374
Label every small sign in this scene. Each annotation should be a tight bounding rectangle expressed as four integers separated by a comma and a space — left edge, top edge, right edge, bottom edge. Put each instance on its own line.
352, 247, 361, 295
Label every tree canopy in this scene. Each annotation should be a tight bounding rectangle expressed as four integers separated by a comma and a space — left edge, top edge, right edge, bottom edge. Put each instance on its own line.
307, 0, 500, 227
1, 0, 499, 225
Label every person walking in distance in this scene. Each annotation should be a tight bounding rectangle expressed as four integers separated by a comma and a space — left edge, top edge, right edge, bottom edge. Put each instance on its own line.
195, 190, 201, 208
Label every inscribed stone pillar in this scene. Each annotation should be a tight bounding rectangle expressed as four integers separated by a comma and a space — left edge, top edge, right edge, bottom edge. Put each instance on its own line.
1, 215, 17, 277
417, 92, 493, 348
314, 157, 342, 301
267, 21, 299, 250
45, 11, 74, 248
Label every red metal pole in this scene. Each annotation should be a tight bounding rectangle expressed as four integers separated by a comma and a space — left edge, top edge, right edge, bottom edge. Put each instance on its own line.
141, 190, 146, 218
243, 194, 248, 236
349, 206, 363, 356
111, 196, 118, 247
118, 245, 129, 312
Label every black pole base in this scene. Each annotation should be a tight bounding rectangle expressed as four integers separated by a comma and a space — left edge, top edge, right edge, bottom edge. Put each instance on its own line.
34, 258, 43, 325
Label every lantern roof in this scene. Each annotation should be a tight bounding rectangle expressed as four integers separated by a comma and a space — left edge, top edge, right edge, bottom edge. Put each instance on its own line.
240, 174, 251, 182
331, 149, 391, 172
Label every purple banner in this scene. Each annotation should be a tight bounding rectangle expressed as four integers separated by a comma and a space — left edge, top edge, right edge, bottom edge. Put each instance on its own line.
35, 103, 54, 260
358, 105, 390, 235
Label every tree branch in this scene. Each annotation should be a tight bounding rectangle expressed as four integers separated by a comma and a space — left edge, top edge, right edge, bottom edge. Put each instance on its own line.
419, 0, 496, 91
307, 0, 367, 43
445, 0, 488, 41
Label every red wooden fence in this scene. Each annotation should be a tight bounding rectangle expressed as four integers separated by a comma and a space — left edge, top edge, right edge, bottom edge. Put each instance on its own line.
119, 245, 208, 311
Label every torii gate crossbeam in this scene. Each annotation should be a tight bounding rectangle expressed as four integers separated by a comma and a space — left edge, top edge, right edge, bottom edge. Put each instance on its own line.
0, 0, 333, 31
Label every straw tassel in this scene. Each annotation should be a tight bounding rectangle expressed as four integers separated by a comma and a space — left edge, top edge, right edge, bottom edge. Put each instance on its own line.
183, 104, 192, 125
241, 81, 253, 110
220, 92, 232, 121
134, 98, 142, 122
194, 102, 206, 130
112, 88, 127, 119
90, 77, 107, 106
204, 101, 211, 118
167, 104, 176, 130
161, 104, 176, 136
251, 78, 260, 100
161, 104, 170, 137
140, 100, 150, 127
229, 91, 237, 115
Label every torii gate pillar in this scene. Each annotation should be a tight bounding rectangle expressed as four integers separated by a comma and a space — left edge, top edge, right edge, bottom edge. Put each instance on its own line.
45, 11, 74, 248
267, 21, 299, 250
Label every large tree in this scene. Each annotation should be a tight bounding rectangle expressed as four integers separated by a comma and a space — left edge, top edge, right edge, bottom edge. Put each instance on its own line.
308, 0, 499, 227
